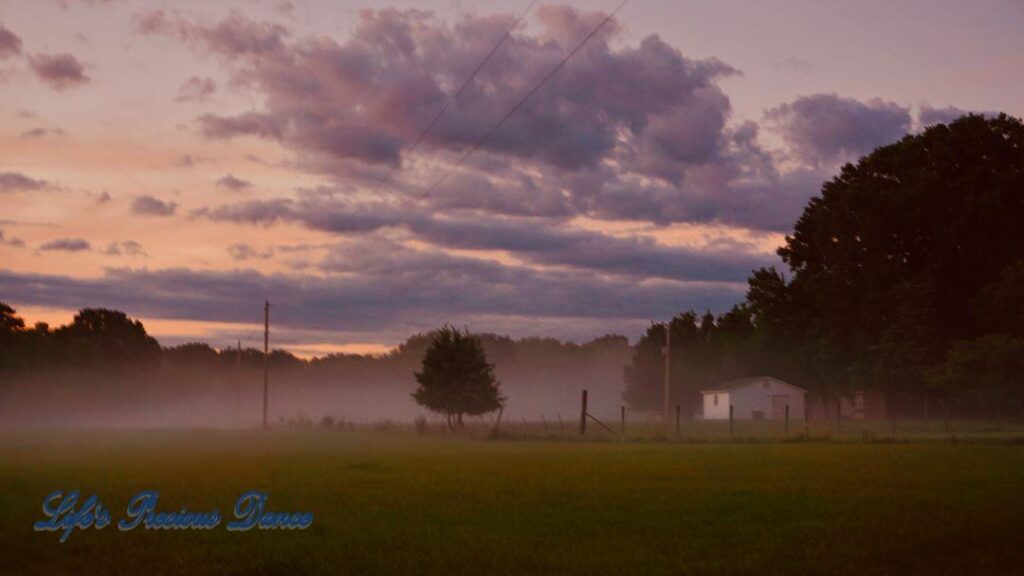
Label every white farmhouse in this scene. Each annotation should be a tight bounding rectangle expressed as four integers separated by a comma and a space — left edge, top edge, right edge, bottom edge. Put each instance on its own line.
701, 376, 806, 420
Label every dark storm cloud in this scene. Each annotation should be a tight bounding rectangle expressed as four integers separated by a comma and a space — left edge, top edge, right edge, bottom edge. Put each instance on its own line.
196, 197, 776, 283
0, 263, 743, 336
39, 237, 91, 252
0, 171, 50, 193
174, 76, 216, 102
216, 174, 252, 191
28, 52, 90, 90
765, 93, 912, 167
0, 24, 22, 58
131, 195, 177, 216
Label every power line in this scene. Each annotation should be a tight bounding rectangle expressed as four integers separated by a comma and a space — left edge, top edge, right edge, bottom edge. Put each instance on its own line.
418, 0, 630, 201
371, 0, 538, 193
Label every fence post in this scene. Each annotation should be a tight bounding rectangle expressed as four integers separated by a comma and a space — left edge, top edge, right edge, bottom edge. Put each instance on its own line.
675, 404, 681, 438
785, 404, 790, 436
836, 399, 841, 434
729, 405, 734, 437
580, 389, 588, 437
620, 405, 626, 435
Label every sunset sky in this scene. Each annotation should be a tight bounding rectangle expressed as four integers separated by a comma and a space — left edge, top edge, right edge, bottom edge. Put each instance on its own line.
1, 0, 1022, 355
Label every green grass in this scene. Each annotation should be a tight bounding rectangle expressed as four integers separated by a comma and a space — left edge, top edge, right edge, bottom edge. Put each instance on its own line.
2, 429, 1022, 575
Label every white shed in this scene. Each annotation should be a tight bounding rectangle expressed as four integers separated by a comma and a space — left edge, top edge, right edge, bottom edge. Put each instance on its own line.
701, 376, 806, 420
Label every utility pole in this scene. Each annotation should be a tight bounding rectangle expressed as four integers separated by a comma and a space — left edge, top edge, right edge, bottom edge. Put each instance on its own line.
235, 339, 241, 427
262, 300, 270, 431
663, 321, 671, 426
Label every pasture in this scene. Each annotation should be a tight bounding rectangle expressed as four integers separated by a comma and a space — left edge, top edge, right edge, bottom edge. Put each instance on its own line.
1, 428, 1022, 575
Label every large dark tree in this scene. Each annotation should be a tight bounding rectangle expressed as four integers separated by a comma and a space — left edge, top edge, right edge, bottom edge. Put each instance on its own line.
763, 114, 1024, 410
412, 326, 504, 428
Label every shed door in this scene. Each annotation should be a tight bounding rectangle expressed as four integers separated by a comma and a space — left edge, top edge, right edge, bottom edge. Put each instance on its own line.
771, 395, 789, 419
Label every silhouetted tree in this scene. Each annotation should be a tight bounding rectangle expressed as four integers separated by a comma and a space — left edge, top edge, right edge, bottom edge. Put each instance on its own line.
55, 308, 160, 369
163, 342, 221, 369
773, 114, 1024, 410
0, 302, 27, 381
412, 326, 504, 429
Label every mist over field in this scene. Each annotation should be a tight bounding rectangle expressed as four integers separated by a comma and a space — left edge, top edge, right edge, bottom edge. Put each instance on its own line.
0, 331, 632, 429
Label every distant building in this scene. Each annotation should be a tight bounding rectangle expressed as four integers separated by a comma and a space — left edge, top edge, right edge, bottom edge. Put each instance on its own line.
701, 376, 806, 420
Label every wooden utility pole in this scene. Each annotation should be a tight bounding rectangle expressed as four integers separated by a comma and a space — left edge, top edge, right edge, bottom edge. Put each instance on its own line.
621, 405, 626, 435
262, 300, 270, 431
235, 339, 241, 426
663, 322, 671, 426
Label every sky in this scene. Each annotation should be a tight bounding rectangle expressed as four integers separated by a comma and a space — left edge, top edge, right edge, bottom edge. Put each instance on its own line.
1, 0, 1022, 356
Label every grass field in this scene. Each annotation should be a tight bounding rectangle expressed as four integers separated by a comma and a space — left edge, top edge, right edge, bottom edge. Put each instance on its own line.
2, 429, 1023, 575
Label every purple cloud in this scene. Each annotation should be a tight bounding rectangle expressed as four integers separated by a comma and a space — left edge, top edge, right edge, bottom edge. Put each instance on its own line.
20, 127, 66, 138
136, 11, 287, 57
216, 174, 252, 191
105, 240, 147, 257
174, 76, 216, 102
0, 229, 26, 248
227, 243, 273, 261
195, 196, 776, 283
28, 52, 90, 90
39, 238, 91, 252
132, 7, 813, 231
0, 171, 50, 193
0, 261, 743, 339
131, 195, 177, 216
0, 24, 22, 58
766, 93, 912, 167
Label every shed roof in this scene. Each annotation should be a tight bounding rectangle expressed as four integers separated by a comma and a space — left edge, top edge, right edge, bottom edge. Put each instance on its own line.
700, 376, 807, 394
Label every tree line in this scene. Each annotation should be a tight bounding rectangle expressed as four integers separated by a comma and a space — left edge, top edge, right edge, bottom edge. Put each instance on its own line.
0, 304, 629, 398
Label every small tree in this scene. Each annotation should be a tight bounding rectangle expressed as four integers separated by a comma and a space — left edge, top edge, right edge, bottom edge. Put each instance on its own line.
412, 326, 504, 429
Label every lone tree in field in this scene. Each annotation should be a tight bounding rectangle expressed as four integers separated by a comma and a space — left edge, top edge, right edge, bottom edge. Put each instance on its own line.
413, 326, 504, 429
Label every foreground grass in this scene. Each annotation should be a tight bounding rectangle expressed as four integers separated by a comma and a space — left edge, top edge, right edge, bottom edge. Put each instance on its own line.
1, 430, 1022, 575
